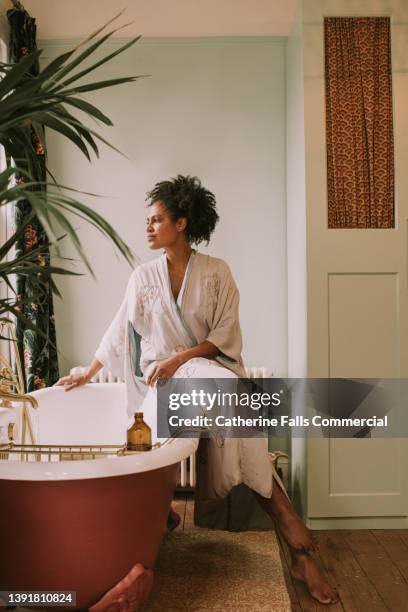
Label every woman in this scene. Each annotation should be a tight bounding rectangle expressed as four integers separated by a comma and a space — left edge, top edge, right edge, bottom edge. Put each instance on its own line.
56, 175, 339, 605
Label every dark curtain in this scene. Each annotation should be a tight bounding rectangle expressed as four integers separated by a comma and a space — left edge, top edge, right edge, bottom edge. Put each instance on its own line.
7, 7, 59, 391
325, 17, 395, 228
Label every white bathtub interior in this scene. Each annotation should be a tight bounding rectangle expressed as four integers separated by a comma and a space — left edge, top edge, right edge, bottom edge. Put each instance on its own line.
32, 383, 130, 446
0, 383, 197, 481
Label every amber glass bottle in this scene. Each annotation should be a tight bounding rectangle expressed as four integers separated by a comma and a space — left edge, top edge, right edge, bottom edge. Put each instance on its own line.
126, 412, 152, 451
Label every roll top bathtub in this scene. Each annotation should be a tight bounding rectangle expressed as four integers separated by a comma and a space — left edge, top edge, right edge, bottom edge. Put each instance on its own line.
0, 383, 196, 610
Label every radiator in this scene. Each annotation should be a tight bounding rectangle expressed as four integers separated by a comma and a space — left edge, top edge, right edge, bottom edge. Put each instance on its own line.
70, 365, 282, 489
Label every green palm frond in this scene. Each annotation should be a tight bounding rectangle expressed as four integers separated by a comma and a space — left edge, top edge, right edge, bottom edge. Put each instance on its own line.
0, 20, 146, 175
0, 167, 135, 276
0, 13, 145, 328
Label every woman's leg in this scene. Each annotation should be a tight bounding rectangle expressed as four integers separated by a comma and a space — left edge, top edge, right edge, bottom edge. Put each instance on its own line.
254, 472, 319, 554
254, 475, 339, 605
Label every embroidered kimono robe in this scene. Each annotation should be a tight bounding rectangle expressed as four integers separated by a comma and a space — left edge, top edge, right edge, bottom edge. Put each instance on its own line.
95, 250, 285, 504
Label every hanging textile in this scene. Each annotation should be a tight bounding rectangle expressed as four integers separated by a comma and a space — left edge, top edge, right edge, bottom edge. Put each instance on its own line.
7, 7, 59, 391
325, 17, 395, 228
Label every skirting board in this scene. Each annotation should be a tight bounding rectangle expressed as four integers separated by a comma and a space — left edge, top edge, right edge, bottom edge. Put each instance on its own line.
307, 516, 408, 529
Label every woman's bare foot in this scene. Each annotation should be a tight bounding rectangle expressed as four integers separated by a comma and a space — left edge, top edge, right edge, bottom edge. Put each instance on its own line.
290, 551, 339, 605
254, 479, 319, 554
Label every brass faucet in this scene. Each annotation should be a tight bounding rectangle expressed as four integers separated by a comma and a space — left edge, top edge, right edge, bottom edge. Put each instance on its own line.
0, 365, 37, 409
0, 322, 37, 444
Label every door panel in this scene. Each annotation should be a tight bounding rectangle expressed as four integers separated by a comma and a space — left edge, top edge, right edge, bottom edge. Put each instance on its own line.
303, 5, 408, 522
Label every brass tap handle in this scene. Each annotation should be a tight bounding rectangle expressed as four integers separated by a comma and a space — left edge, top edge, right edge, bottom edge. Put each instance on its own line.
8, 423, 16, 441
0, 322, 25, 395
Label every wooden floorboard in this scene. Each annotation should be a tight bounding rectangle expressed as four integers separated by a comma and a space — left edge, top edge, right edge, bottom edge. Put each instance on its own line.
342, 530, 408, 611
371, 530, 408, 583
171, 496, 408, 611
396, 529, 408, 550
316, 531, 388, 612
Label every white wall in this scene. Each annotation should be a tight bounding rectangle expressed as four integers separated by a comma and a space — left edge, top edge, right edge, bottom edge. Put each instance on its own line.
285, 0, 308, 507
24, 0, 296, 38
286, 4, 307, 379
40, 37, 288, 375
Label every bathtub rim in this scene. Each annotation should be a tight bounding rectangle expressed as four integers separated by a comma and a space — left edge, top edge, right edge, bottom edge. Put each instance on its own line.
0, 437, 197, 481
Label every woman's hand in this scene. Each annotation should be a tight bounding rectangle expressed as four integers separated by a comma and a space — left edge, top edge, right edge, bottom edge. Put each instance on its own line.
147, 356, 182, 386
54, 372, 91, 392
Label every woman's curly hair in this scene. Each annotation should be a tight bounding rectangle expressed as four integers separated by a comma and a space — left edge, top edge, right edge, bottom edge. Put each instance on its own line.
146, 175, 219, 245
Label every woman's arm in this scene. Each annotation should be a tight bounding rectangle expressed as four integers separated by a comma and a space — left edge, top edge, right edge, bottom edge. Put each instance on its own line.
147, 341, 219, 386
176, 340, 219, 364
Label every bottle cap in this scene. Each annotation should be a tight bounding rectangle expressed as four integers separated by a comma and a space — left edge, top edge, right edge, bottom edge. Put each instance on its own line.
134, 412, 143, 417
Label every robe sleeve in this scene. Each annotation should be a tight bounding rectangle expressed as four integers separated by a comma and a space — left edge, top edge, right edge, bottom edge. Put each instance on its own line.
94, 269, 142, 378
205, 261, 243, 364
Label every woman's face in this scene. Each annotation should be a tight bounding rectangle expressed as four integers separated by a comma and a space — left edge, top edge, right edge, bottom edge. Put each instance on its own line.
146, 200, 187, 250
